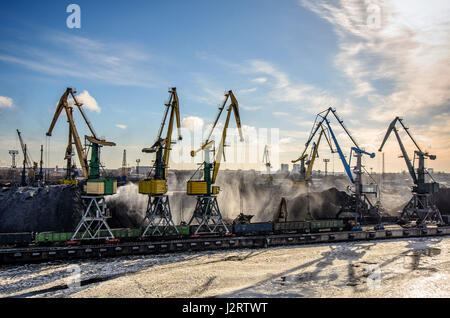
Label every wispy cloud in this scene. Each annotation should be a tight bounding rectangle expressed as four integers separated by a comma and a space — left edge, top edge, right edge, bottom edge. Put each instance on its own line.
0, 29, 166, 88
0, 96, 13, 108
115, 124, 127, 130
240, 105, 262, 111
251, 77, 268, 84
273, 111, 288, 116
299, 0, 450, 121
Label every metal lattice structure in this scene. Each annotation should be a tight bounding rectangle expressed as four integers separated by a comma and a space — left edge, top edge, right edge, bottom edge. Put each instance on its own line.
188, 196, 229, 235
141, 195, 178, 236
72, 195, 115, 240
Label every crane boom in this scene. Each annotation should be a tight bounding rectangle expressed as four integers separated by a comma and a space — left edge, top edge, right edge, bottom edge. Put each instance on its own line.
325, 118, 355, 183
378, 117, 417, 184
16, 129, 33, 169
293, 124, 334, 181
188, 90, 243, 194
46, 88, 114, 179
211, 91, 243, 183
47, 88, 89, 177
140, 87, 182, 197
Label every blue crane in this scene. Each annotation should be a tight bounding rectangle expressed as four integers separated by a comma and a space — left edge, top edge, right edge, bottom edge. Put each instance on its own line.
305, 108, 381, 227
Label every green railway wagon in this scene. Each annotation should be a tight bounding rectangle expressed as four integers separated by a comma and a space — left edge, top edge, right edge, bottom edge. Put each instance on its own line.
35, 232, 74, 243
35, 232, 86, 243
127, 228, 142, 238
274, 221, 309, 233
309, 220, 344, 232
142, 225, 190, 236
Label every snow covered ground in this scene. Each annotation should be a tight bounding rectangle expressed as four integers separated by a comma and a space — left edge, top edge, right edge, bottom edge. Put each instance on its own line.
0, 237, 448, 298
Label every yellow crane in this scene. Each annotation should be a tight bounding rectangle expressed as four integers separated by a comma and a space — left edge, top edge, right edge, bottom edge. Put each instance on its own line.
47, 87, 117, 240
138, 87, 182, 236
292, 124, 333, 184
187, 90, 243, 234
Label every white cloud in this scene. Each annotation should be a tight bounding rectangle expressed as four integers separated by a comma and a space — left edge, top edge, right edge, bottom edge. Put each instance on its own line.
237, 87, 257, 94
182, 116, 204, 132
116, 124, 127, 130
273, 112, 289, 116
0, 96, 13, 108
300, 0, 450, 121
251, 77, 268, 83
240, 105, 262, 111
69, 90, 101, 113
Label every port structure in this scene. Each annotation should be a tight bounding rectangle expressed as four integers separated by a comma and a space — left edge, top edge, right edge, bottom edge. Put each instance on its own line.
16, 129, 38, 186
301, 108, 381, 226
47, 87, 117, 240
292, 124, 333, 185
187, 90, 244, 234
139, 88, 182, 237
262, 145, 273, 183
379, 117, 443, 226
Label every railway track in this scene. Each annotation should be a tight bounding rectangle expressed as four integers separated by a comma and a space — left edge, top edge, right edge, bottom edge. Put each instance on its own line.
1, 226, 449, 265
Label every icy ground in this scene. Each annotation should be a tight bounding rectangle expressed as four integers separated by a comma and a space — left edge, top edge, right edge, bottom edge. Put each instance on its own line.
0, 237, 449, 298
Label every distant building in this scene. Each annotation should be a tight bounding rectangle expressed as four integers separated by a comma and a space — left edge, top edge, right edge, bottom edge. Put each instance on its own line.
292, 164, 300, 174
137, 166, 152, 175
280, 164, 289, 173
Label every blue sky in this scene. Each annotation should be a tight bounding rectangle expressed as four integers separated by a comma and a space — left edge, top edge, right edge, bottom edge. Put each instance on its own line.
1, 0, 449, 173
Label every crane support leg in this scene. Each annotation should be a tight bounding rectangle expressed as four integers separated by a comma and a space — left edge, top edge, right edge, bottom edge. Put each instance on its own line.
141, 195, 178, 236
72, 195, 114, 240
188, 196, 229, 235
401, 194, 444, 226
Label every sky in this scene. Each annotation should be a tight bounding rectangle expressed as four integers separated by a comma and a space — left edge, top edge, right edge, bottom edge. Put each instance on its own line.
0, 0, 449, 174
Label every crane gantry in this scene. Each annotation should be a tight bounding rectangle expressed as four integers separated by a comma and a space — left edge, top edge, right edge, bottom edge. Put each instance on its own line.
378, 117, 443, 226
187, 90, 244, 234
138, 87, 182, 236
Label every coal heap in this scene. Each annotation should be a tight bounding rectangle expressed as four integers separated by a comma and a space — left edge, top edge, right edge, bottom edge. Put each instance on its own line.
0, 185, 83, 233
288, 187, 352, 221
433, 187, 450, 215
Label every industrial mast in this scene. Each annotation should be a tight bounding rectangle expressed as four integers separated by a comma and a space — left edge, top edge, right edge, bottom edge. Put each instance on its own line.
139, 87, 182, 236
16, 129, 37, 185
187, 90, 244, 234
262, 145, 273, 182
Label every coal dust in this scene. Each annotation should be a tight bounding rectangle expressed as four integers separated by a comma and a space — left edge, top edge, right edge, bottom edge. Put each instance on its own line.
1, 171, 449, 233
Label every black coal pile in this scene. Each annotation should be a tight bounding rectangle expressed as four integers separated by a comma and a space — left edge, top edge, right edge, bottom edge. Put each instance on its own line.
433, 187, 450, 215
0, 185, 83, 233
288, 187, 352, 221
384, 187, 450, 216
106, 183, 147, 228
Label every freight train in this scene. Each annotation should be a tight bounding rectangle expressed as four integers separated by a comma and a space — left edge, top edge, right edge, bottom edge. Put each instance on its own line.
0, 219, 346, 247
